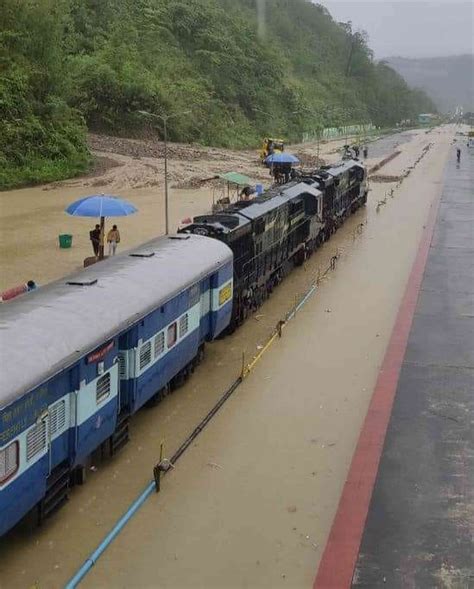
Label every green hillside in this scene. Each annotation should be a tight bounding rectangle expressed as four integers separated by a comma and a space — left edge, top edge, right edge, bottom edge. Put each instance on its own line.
0, 0, 436, 188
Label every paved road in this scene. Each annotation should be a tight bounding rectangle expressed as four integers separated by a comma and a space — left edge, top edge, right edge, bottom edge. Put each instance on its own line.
352, 146, 474, 588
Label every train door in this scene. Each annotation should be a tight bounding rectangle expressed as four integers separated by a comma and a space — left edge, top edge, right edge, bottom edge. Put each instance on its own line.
72, 343, 120, 465
118, 328, 137, 414
200, 276, 211, 339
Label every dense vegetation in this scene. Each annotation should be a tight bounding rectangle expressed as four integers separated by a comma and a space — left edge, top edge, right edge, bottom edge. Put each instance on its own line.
1, 0, 436, 188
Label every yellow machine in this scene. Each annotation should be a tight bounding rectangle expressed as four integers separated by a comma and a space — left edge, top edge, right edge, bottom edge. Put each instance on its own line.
260, 137, 285, 162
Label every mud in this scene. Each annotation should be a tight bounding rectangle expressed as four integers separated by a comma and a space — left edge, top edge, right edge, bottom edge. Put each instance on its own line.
0, 126, 457, 588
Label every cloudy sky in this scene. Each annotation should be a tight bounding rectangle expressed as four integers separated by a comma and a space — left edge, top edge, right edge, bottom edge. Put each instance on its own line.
317, 1, 474, 58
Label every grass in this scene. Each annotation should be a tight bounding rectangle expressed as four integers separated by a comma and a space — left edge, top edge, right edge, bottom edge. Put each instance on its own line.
0, 155, 91, 191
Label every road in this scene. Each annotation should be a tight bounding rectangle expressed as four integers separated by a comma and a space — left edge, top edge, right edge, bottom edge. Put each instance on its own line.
0, 126, 458, 588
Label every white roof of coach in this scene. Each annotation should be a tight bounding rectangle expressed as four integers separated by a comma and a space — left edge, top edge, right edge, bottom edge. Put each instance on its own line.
0, 235, 233, 409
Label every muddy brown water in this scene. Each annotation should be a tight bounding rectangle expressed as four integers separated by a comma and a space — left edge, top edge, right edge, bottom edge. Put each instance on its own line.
0, 130, 399, 292
0, 127, 456, 588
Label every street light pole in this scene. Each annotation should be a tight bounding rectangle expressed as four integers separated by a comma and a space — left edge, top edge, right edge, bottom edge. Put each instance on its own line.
162, 116, 169, 235
138, 109, 190, 235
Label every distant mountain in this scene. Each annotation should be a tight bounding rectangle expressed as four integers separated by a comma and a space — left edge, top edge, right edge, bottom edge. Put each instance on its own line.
386, 55, 474, 113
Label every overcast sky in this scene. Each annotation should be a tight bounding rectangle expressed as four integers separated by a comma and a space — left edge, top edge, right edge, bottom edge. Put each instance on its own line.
317, 1, 474, 58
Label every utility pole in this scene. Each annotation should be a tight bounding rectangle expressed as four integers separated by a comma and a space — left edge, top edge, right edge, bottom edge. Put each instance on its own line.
162, 116, 169, 235
138, 109, 191, 235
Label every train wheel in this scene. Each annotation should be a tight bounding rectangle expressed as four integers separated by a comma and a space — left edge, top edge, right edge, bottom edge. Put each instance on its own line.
145, 386, 166, 407
196, 344, 205, 364
170, 369, 187, 391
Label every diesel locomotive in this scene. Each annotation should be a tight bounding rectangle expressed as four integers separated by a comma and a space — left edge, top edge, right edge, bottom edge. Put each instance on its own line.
180, 158, 367, 328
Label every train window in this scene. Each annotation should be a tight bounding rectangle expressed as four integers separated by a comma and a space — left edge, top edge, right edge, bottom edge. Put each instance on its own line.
255, 219, 265, 235
49, 400, 66, 437
179, 314, 189, 338
189, 284, 200, 306
154, 332, 165, 357
26, 421, 47, 462
139, 342, 152, 371
289, 200, 303, 216
0, 441, 19, 485
96, 372, 111, 404
167, 323, 177, 348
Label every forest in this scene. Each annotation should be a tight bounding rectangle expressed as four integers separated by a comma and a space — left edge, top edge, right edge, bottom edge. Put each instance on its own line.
0, 0, 436, 188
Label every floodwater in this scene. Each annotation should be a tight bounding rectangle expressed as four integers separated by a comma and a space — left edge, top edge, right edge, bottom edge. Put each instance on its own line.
0, 126, 456, 588
0, 185, 216, 292
0, 130, 397, 292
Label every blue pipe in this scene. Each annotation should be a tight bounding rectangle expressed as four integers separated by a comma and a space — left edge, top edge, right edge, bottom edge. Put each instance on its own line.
65, 481, 155, 588
286, 283, 317, 321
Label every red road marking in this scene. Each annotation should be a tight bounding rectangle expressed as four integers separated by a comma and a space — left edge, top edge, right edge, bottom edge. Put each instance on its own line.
314, 193, 442, 589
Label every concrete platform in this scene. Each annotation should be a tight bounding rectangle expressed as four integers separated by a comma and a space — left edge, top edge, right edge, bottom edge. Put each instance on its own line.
315, 150, 473, 588
352, 154, 474, 586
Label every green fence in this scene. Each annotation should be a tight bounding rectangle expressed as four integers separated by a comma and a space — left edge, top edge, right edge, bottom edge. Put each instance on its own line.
302, 124, 377, 143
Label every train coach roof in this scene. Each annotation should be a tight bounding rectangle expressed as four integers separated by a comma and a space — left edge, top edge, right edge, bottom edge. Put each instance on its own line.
282, 183, 322, 200
323, 159, 364, 177
235, 182, 322, 220
0, 235, 233, 409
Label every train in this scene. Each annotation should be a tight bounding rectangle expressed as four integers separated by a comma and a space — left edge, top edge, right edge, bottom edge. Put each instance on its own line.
0, 235, 233, 536
179, 159, 367, 328
0, 158, 367, 536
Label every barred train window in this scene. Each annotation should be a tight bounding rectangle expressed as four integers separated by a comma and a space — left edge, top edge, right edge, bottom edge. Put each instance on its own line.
96, 372, 111, 404
154, 332, 165, 357
49, 400, 66, 436
179, 314, 189, 338
167, 323, 177, 348
139, 341, 152, 370
26, 421, 47, 462
0, 441, 19, 484
189, 284, 200, 306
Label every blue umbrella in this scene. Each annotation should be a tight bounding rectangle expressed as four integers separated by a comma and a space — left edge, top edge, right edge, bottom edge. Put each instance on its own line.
65, 194, 138, 217
65, 194, 138, 260
265, 153, 300, 165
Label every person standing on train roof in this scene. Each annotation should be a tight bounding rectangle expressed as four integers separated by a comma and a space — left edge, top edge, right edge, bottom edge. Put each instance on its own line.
107, 224, 121, 256
363, 146, 368, 158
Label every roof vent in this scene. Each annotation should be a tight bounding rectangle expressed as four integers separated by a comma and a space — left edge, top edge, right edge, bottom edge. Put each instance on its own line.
129, 252, 155, 258
168, 235, 190, 240
66, 279, 98, 287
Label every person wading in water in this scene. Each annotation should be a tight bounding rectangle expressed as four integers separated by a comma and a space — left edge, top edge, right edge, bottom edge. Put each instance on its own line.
90, 224, 100, 257
107, 224, 121, 256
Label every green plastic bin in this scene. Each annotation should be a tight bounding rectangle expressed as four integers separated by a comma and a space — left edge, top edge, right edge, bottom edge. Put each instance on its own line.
59, 234, 73, 249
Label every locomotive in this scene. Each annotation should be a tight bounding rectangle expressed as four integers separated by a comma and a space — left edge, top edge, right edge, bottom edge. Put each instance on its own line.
180, 159, 367, 327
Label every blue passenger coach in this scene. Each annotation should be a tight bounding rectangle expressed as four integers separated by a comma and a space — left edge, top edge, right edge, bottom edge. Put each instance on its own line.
0, 234, 233, 536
